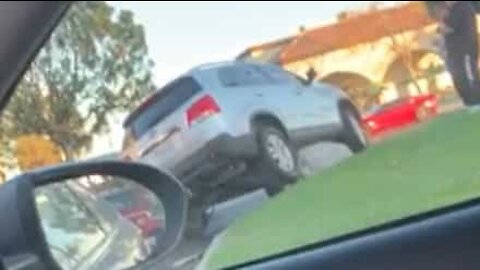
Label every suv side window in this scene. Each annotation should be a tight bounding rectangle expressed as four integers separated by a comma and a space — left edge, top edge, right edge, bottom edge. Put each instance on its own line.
255, 65, 291, 84
218, 65, 270, 87
127, 77, 202, 139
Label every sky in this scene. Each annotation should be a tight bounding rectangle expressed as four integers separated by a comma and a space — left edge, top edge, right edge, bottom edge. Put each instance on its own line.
91, 1, 396, 157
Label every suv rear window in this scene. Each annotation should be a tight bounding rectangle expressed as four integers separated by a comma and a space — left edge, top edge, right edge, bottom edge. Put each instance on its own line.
125, 77, 202, 139
218, 65, 270, 87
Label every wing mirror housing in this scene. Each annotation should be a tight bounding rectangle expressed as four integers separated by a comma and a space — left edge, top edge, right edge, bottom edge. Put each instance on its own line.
0, 161, 187, 270
306, 67, 318, 85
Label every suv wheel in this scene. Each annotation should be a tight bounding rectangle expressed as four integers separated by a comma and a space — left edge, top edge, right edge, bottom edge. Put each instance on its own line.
255, 125, 299, 195
340, 103, 368, 153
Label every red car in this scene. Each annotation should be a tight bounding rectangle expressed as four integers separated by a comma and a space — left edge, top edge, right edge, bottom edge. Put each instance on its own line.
103, 188, 164, 238
362, 94, 439, 137
120, 206, 163, 238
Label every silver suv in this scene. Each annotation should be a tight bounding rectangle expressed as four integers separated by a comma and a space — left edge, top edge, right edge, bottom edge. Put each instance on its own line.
122, 61, 367, 198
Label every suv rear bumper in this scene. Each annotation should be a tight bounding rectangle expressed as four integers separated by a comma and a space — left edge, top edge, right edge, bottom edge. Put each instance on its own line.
172, 133, 257, 183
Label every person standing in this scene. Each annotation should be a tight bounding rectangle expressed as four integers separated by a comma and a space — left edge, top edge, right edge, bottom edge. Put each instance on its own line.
426, 1, 480, 107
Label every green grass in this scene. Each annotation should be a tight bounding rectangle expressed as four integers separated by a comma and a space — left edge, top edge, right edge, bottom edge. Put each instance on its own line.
207, 111, 480, 269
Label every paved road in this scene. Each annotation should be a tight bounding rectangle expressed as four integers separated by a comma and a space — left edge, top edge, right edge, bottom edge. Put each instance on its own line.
158, 142, 352, 269
299, 142, 352, 176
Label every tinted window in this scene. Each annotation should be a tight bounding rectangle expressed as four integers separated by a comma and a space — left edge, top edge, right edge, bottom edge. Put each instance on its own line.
218, 65, 270, 87
127, 77, 202, 138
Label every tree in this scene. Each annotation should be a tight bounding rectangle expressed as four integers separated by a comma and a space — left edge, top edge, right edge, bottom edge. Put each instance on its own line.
14, 135, 64, 171
0, 1, 154, 160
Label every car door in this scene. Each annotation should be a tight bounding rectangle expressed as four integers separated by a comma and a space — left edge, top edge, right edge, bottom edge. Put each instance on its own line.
254, 65, 322, 131
218, 64, 290, 128
283, 69, 339, 128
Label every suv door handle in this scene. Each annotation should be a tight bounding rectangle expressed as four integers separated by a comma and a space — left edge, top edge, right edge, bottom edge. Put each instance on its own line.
255, 93, 263, 97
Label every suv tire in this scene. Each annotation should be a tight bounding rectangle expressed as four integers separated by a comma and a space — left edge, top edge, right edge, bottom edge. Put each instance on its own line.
254, 125, 299, 195
340, 102, 368, 153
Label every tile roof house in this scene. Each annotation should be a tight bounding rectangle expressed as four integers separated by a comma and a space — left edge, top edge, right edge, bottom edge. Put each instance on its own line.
240, 2, 434, 65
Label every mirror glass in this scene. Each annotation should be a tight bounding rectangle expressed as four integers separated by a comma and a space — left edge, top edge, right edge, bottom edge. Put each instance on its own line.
34, 175, 166, 270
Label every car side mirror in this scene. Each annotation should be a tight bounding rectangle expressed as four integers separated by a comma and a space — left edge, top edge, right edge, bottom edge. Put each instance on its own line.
306, 68, 317, 85
306, 77, 314, 86
0, 161, 187, 270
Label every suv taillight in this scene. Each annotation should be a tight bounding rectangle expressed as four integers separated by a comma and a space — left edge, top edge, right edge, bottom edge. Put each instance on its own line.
186, 94, 220, 127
